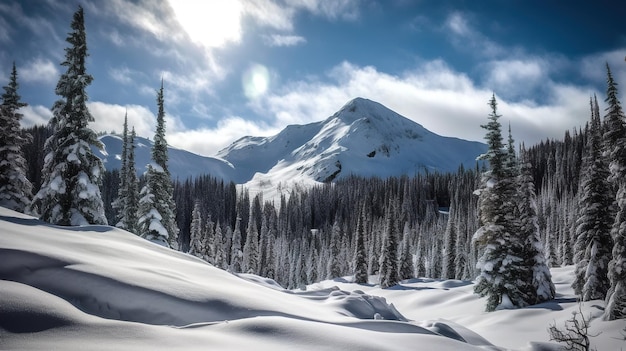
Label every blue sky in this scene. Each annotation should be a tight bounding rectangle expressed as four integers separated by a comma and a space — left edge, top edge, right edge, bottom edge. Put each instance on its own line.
1, 0, 625, 156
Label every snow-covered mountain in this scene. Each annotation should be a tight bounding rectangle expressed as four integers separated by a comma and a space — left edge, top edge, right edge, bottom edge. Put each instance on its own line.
98, 98, 486, 187
96, 134, 237, 181
217, 98, 486, 188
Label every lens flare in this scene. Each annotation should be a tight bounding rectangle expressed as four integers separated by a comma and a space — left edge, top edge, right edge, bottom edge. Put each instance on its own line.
242, 63, 270, 99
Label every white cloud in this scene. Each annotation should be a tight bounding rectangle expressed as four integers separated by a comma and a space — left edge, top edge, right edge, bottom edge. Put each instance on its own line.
284, 0, 361, 21
87, 102, 156, 138
19, 105, 52, 127
444, 11, 505, 59
446, 12, 470, 36
168, 117, 279, 156
20, 58, 59, 84
483, 59, 546, 98
580, 49, 626, 93
242, 0, 296, 31
263, 34, 306, 47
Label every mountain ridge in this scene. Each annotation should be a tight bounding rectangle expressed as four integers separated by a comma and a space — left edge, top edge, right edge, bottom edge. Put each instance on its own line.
99, 97, 487, 187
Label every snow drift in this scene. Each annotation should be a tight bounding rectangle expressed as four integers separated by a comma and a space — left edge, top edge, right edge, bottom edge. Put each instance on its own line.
1, 206, 625, 350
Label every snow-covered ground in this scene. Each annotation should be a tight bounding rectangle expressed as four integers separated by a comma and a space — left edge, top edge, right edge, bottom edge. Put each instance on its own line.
1, 206, 624, 350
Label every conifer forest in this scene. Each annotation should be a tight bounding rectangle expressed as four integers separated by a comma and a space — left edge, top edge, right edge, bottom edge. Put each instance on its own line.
1, 6, 625, 320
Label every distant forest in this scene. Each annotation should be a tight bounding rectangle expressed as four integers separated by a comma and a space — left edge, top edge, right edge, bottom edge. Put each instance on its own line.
19, 115, 591, 286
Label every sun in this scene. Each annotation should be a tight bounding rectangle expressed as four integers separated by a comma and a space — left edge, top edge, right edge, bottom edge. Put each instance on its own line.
168, 0, 243, 48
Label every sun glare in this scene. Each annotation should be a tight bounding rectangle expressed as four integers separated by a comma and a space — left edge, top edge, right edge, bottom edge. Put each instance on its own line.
168, 0, 243, 48
243, 63, 270, 99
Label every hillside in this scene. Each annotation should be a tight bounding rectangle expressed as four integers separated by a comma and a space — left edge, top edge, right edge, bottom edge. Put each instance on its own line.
1, 206, 624, 350
218, 98, 486, 190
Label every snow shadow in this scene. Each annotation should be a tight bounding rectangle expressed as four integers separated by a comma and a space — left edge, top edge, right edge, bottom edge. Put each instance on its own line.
0, 310, 75, 333
0, 214, 114, 233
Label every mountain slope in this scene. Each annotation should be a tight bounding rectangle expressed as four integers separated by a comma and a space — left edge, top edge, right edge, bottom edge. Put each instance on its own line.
217, 97, 486, 188
96, 134, 236, 181
98, 98, 486, 186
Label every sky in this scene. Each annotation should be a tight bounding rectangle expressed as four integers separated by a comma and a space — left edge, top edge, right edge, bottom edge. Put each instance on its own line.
1, 0, 625, 157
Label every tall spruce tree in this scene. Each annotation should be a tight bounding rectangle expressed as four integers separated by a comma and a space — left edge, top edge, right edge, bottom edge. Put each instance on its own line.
138, 81, 179, 249
32, 6, 107, 225
573, 96, 613, 301
353, 208, 369, 284
230, 216, 243, 272
603, 64, 626, 320
188, 200, 204, 258
123, 127, 140, 234
113, 112, 129, 228
0, 62, 33, 212
379, 204, 399, 288
473, 95, 531, 311
243, 216, 260, 274
518, 145, 555, 304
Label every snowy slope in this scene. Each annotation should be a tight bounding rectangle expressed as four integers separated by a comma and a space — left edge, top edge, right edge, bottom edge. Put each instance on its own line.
97, 134, 236, 181
217, 98, 486, 192
98, 98, 485, 188
1, 206, 625, 350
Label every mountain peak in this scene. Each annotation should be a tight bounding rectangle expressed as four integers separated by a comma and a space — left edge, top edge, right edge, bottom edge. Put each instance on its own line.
217, 98, 486, 189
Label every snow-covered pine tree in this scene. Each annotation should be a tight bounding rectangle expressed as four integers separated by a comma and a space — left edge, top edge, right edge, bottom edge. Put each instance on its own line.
0, 62, 33, 213
112, 112, 129, 227
188, 200, 204, 258
518, 145, 555, 304
603, 64, 626, 321
230, 216, 243, 272
353, 208, 368, 284
473, 95, 531, 311
442, 199, 457, 280
573, 96, 613, 301
31, 6, 107, 225
202, 215, 215, 263
379, 204, 399, 288
243, 216, 260, 274
213, 221, 225, 269
137, 81, 179, 249
124, 127, 140, 234
398, 221, 414, 281
327, 219, 342, 279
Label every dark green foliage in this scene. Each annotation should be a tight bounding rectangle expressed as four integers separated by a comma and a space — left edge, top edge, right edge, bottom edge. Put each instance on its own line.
32, 6, 107, 226
0, 62, 33, 212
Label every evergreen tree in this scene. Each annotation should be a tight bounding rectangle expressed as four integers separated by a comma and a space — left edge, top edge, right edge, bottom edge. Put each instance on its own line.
230, 216, 243, 272
327, 219, 342, 279
573, 97, 613, 301
243, 216, 260, 274
202, 215, 215, 263
397, 221, 414, 281
137, 81, 179, 249
473, 95, 530, 311
603, 64, 626, 320
379, 204, 399, 288
32, 6, 107, 225
213, 221, 225, 269
188, 200, 204, 258
353, 209, 368, 284
442, 201, 457, 279
123, 128, 140, 234
0, 62, 33, 212
518, 146, 555, 304
113, 113, 130, 229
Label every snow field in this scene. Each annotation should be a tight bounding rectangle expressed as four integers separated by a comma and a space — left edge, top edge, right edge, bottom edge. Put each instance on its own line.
1, 207, 625, 350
